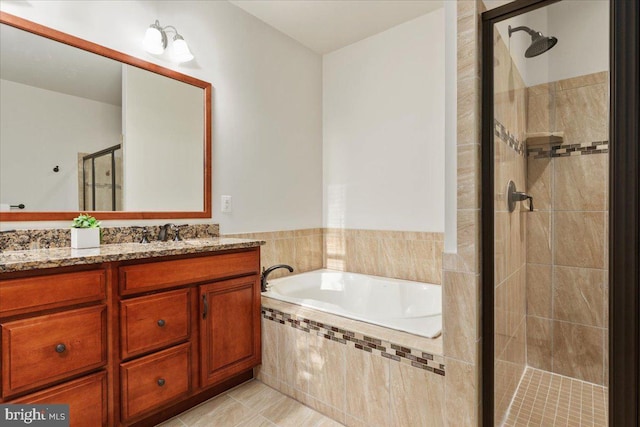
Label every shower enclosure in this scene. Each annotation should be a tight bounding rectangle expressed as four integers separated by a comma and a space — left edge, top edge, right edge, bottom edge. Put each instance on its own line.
81, 144, 122, 211
481, 0, 639, 426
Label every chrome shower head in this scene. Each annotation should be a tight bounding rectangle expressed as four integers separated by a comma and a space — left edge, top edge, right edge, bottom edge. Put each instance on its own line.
508, 25, 558, 58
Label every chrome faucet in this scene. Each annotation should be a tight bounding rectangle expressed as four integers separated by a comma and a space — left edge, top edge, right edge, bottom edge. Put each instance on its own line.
261, 264, 294, 292
158, 223, 174, 242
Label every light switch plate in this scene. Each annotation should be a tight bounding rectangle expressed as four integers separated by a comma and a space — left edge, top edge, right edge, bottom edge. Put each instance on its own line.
221, 195, 232, 213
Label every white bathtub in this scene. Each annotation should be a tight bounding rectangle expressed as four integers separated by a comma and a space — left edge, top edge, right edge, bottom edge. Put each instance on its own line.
263, 269, 442, 338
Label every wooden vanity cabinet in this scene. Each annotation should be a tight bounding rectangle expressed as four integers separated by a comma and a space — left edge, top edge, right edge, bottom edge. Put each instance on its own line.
0, 246, 261, 426
116, 247, 261, 425
0, 267, 109, 427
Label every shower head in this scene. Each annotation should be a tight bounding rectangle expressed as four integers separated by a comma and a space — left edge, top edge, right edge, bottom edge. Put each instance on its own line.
508, 25, 558, 58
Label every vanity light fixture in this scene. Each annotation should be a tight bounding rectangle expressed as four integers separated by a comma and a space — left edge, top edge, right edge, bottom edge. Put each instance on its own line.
142, 20, 194, 63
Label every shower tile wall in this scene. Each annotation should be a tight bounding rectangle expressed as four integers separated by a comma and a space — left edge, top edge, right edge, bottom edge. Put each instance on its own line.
493, 29, 528, 423
525, 71, 609, 386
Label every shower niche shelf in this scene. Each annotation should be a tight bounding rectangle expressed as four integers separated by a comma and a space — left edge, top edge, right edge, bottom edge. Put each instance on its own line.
525, 131, 564, 148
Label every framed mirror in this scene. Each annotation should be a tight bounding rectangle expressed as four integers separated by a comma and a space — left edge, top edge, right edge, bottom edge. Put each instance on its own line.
0, 12, 212, 221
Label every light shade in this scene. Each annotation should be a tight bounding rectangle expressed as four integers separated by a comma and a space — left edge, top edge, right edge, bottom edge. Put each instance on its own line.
170, 36, 194, 63
143, 26, 165, 55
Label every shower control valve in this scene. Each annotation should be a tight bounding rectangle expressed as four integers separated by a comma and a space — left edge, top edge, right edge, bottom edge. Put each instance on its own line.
507, 180, 534, 212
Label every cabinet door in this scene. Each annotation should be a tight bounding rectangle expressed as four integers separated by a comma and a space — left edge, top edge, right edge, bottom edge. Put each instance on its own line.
199, 275, 260, 387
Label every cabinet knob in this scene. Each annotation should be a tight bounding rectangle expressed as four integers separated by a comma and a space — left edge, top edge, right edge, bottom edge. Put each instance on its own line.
55, 343, 66, 353
157, 378, 166, 387
157, 319, 166, 327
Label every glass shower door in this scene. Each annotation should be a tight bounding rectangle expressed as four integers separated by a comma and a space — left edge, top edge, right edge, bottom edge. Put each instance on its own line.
490, 1, 610, 425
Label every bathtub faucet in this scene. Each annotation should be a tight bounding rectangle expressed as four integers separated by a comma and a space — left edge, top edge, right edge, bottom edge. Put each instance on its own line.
261, 264, 294, 292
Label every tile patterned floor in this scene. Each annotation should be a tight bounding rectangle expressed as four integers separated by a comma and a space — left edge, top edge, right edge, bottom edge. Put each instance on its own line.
502, 368, 608, 427
156, 380, 344, 427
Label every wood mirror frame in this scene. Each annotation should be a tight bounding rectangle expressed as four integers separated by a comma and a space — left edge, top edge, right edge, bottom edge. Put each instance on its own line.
0, 12, 212, 221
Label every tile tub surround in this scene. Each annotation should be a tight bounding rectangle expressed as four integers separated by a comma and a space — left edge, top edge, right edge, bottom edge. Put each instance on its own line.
225, 229, 324, 279
258, 297, 444, 426
525, 71, 609, 386
324, 229, 444, 285
227, 228, 444, 285
0, 237, 263, 273
0, 223, 220, 251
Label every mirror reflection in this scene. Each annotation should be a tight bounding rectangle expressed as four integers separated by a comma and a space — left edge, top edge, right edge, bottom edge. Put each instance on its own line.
0, 23, 205, 213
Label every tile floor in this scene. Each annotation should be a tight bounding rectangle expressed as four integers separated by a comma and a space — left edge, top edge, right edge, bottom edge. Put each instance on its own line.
502, 368, 608, 427
156, 380, 343, 427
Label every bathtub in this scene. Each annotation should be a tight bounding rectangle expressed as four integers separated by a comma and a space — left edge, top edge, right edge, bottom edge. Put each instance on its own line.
263, 269, 442, 338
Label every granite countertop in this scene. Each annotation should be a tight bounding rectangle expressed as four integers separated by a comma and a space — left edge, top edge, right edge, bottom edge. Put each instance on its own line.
0, 238, 265, 273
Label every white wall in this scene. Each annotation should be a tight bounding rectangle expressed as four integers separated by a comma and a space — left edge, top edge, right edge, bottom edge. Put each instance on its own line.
496, 0, 609, 87
0, 0, 323, 233
323, 9, 445, 232
0, 79, 121, 212
123, 65, 203, 212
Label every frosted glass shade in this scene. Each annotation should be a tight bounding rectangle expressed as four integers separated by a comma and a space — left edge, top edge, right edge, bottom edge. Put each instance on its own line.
143, 27, 165, 54
171, 38, 194, 63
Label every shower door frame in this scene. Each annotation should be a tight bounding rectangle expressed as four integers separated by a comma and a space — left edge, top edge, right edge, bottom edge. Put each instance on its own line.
480, 0, 640, 426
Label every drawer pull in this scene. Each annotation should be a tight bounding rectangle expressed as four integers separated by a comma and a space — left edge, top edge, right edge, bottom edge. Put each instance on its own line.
157, 319, 166, 327
55, 343, 67, 353
157, 378, 166, 387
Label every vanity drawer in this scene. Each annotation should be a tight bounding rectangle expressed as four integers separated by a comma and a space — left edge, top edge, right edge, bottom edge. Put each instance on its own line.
1, 305, 107, 397
10, 371, 108, 427
120, 343, 191, 421
120, 288, 190, 359
119, 249, 259, 294
0, 269, 106, 317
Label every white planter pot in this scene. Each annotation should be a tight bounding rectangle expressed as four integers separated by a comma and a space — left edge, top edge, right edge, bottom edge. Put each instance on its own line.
71, 227, 100, 249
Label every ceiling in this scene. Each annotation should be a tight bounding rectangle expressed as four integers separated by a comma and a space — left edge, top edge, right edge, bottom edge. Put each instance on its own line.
229, 0, 443, 54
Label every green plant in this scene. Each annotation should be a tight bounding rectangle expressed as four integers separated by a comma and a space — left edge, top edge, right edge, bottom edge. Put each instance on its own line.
71, 214, 101, 229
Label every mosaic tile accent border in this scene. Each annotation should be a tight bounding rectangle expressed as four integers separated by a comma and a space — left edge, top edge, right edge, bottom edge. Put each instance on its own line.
494, 119, 525, 156
528, 140, 609, 159
261, 307, 445, 376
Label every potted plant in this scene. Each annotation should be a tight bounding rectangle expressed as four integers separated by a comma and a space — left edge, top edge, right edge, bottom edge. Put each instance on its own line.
71, 214, 101, 249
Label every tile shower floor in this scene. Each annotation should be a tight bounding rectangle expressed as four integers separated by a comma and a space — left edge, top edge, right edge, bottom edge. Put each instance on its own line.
503, 368, 608, 427
156, 380, 343, 427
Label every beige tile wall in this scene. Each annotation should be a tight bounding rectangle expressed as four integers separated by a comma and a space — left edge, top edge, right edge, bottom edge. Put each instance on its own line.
324, 228, 444, 284
438, 1, 487, 426
492, 27, 528, 424
525, 71, 609, 386
228, 228, 444, 285
225, 229, 324, 278
258, 299, 446, 427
